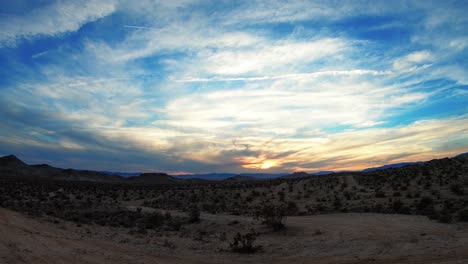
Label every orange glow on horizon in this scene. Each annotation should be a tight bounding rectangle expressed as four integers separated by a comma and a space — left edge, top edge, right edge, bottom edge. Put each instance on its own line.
238, 157, 279, 170
260, 160, 275, 169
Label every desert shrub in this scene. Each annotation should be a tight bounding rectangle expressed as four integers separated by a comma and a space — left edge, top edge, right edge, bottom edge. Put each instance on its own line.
375, 191, 386, 198
333, 197, 343, 209
457, 209, 468, 222
344, 192, 352, 200
278, 191, 285, 202
391, 200, 404, 213
187, 205, 200, 223
438, 202, 455, 223
163, 239, 176, 249
254, 202, 288, 230
417, 196, 434, 212
144, 212, 165, 229
166, 218, 184, 231
438, 212, 453, 223
287, 201, 298, 214
219, 232, 227, 241
229, 230, 260, 253
450, 184, 464, 196
373, 204, 384, 213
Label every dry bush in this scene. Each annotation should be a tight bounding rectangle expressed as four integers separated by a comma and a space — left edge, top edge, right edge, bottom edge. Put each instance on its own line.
229, 230, 260, 253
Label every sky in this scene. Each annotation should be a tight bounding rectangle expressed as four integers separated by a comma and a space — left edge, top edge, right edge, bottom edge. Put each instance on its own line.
0, 0, 467, 174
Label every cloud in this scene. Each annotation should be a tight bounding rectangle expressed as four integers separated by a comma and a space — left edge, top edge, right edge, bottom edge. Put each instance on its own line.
176, 69, 390, 83
0, 0, 467, 173
284, 115, 468, 172
123, 25, 162, 31
90, 28, 263, 63
161, 75, 428, 136
0, 0, 116, 46
201, 115, 468, 173
197, 38, 348, 75
393, 50, 433, 71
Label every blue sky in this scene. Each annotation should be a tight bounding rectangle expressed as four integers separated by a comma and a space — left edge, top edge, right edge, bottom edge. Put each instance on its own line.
1, 0, 467, 173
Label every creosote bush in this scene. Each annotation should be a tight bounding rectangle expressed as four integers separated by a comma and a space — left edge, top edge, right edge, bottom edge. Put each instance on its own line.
229, 229, 260, 253
457, 209, 468, 222
254, 202, 288, 231
187, 205, 200, 223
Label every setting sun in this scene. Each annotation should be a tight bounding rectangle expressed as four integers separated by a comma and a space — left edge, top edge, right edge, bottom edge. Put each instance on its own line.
260, 161, 276, 170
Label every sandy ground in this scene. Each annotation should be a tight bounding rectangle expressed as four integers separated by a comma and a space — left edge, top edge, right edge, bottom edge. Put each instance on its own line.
1, 208, 468, 264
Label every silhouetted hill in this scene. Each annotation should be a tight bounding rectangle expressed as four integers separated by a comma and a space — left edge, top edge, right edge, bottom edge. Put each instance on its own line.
0, 155, 27, 167
175, 172, 288, 180
0, 156, 123, 183
127, 173, 184, 185
223, 175, 258, 182
0, 155, 36, 177
175, 173, 237, 180
283, 171, 310, 179
99, 171, 142, 177
1, 152, 467, 185
312, 171, 334, 175
361, 162, 423, 172
0, 155, 212, 184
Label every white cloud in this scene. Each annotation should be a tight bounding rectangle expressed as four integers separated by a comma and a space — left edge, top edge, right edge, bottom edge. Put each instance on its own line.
160, 75, 428, 137
91, 25, 263, 63
284, 115, 468, 171
431, 65, 468, 85
176, 69, 389, 82
198, 38, 347, 75
0, 0, 116, 46
192, 115, 468, 172
393, 50, 433, 70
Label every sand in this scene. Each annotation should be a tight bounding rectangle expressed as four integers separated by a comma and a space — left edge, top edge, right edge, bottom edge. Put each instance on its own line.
1, 208, 468, 264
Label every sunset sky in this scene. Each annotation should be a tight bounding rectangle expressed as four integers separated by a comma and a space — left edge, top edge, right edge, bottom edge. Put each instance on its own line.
1, 0, 467, 174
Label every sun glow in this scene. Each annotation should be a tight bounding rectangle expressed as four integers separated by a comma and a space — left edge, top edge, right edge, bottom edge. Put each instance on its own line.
238, 157, 279, 170
260, 160, 276, 169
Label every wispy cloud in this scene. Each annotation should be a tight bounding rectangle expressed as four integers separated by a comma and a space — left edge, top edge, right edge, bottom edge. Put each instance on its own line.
0, 0, 116, 46
66, 77, 128, 87
123, 25, 162, 31
175, 70, 390, 83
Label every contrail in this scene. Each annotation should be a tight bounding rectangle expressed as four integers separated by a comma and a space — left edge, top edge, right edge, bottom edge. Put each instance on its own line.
123, 25, 161, 31
175, 70, 392, 83
67, 77, 128, 87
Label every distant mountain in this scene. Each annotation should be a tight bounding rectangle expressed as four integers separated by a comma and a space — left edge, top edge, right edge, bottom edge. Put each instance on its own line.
127, 173, 184, 185
282, 171, 310, 179
0, 155, 43, 176
0, 155, 135, 183
361, 162, 424, 172
99, 171, 142, 177
0, 155, 212, 185
281, 171, 335, 179
455, 152, 468, 158
223, 175, 259, 182
240, 173, 289, 179
175, 173, 236, 180
0, 155, 27, 167
175, 172, 288, 180
2, 152, 467, 184
0, 155, 125, 182
312, 171, 334, 175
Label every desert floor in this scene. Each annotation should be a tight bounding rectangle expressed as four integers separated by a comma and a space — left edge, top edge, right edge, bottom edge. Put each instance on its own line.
1, 208, 468, 264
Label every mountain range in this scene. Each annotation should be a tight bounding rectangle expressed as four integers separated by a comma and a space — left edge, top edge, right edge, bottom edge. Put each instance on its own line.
1, 153, 467, 184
